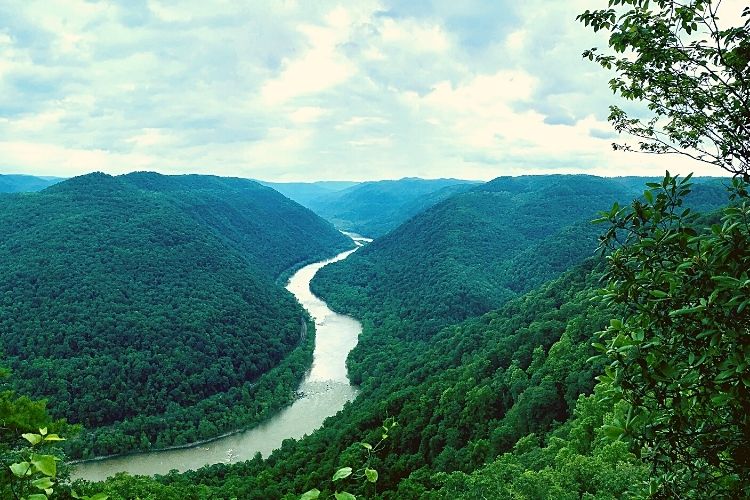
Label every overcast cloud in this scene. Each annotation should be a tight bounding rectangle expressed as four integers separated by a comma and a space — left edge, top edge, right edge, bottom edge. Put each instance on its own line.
0, 0, 730, 181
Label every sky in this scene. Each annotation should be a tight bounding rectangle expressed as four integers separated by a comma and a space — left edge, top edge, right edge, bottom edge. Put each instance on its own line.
0, 0, 733, 181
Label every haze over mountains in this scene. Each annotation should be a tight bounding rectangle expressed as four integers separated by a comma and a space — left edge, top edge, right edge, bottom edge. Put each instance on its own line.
0, 173, 64, 192
261, 178, 480, 238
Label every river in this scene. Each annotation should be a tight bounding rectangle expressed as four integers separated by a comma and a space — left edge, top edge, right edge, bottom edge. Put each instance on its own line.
73, 234, 369, 482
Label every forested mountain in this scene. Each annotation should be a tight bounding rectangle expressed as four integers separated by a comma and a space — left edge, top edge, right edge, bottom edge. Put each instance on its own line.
80, 261, 631, 498
311, 176, 629, 342
0, 172, 352, 458
304, 177, 479, 237
311, 175, 727, 343
0, 173, 64, 192
259, 180, 359, 207
64, 175, 725, 498
120, 172, 354, 278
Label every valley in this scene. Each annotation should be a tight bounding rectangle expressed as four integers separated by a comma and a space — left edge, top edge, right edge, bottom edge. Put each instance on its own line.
2, 172, 747, 499
2, 2, 748, 496
73, 235, 368, 481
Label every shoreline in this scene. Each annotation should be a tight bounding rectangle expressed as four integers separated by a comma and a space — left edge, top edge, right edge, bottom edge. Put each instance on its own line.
71, 235, 365, 480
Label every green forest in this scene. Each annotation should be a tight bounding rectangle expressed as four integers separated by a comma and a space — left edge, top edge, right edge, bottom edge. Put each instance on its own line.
0, 172, 351, 459
24, 174, 744, 499
2, 0, 749, 498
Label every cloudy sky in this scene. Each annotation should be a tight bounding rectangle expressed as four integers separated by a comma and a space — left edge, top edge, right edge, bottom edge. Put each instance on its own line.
0, 0, 729, 181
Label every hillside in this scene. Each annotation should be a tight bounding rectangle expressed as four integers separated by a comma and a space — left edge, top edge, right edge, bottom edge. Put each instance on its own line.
305, 177, 479, 237
94, 260, 621, 498
312, 175, 728, 343
310, 176, 631, 342
0, 173, 64, 192
120, 172, 354, 278
0, 172, 352, 458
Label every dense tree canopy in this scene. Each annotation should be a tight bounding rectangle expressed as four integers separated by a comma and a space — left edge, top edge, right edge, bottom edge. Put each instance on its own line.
0, 172, 350, 458
312, 175, 725, 347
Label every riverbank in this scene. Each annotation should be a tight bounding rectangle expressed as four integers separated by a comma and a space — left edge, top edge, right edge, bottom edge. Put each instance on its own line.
73, 241, 366, 481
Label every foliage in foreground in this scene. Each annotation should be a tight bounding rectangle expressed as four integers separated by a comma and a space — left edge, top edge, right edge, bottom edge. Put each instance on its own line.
1, 367, 91, 500
596, 174, 750, 497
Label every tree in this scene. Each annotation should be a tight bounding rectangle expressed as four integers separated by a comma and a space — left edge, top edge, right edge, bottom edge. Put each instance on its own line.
578, 1, 750, 178
594, 173, 750, 497
579, 2, 750, 495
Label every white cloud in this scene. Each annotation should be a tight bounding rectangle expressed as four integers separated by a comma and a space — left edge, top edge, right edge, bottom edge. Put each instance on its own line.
0, 0, 730, 181
260, 7, 361, 106
289, 106, 328, 124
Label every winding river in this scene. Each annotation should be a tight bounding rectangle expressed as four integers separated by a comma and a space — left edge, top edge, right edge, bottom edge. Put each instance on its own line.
73, 234, 369, 482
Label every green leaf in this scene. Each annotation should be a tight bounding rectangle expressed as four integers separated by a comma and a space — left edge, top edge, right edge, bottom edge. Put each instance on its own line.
31, 454, 57, 477
42, 434, 65, 442
26, 495, 48, 500
602, 425, 625, 440
22, 433, 43, 445
10, 461, 32, 477
334, 492, 356, 500
299, 489, 321, 500
359, 442, 372, 450
365, 468, 378, 483
669, 305, 704, 316
332, 467, 353, 481
89, 494, 110, 500
32, 477, 55, 490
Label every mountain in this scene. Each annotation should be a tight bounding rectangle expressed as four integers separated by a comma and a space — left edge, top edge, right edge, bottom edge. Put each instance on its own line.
259, 180, 360, 207
120, 172, 354, 278
66, 175, 731, 497
310, 176, 633, 342
311, 175, 728, 345
0, 173, 64, 192
305, 177, 480, 237
0, 172, 353, 458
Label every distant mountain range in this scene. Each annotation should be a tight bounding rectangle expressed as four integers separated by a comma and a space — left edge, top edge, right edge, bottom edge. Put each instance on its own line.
263, 177, 481, 237
0, 173, 65, 192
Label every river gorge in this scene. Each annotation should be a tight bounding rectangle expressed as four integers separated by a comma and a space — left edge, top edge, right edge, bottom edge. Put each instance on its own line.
73, 235, 368, 482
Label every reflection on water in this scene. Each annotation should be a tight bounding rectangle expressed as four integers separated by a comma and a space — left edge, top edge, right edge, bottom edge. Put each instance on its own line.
73, 237, 368, 482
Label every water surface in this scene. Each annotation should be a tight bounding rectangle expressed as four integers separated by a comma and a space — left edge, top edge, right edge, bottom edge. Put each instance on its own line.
73, 238, 367, 481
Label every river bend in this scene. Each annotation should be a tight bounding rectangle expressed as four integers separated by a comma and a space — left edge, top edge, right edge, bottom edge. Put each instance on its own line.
73, 236, 367, 481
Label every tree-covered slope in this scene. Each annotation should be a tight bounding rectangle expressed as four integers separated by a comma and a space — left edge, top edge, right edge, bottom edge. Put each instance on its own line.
0, 174, 64, 192
119, 172, 354, 278
305, 177, 479, 238
312, 175, 728, 344
0, 172, 351, 458
91, 261, 616, 498
310, 175, 631, 342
